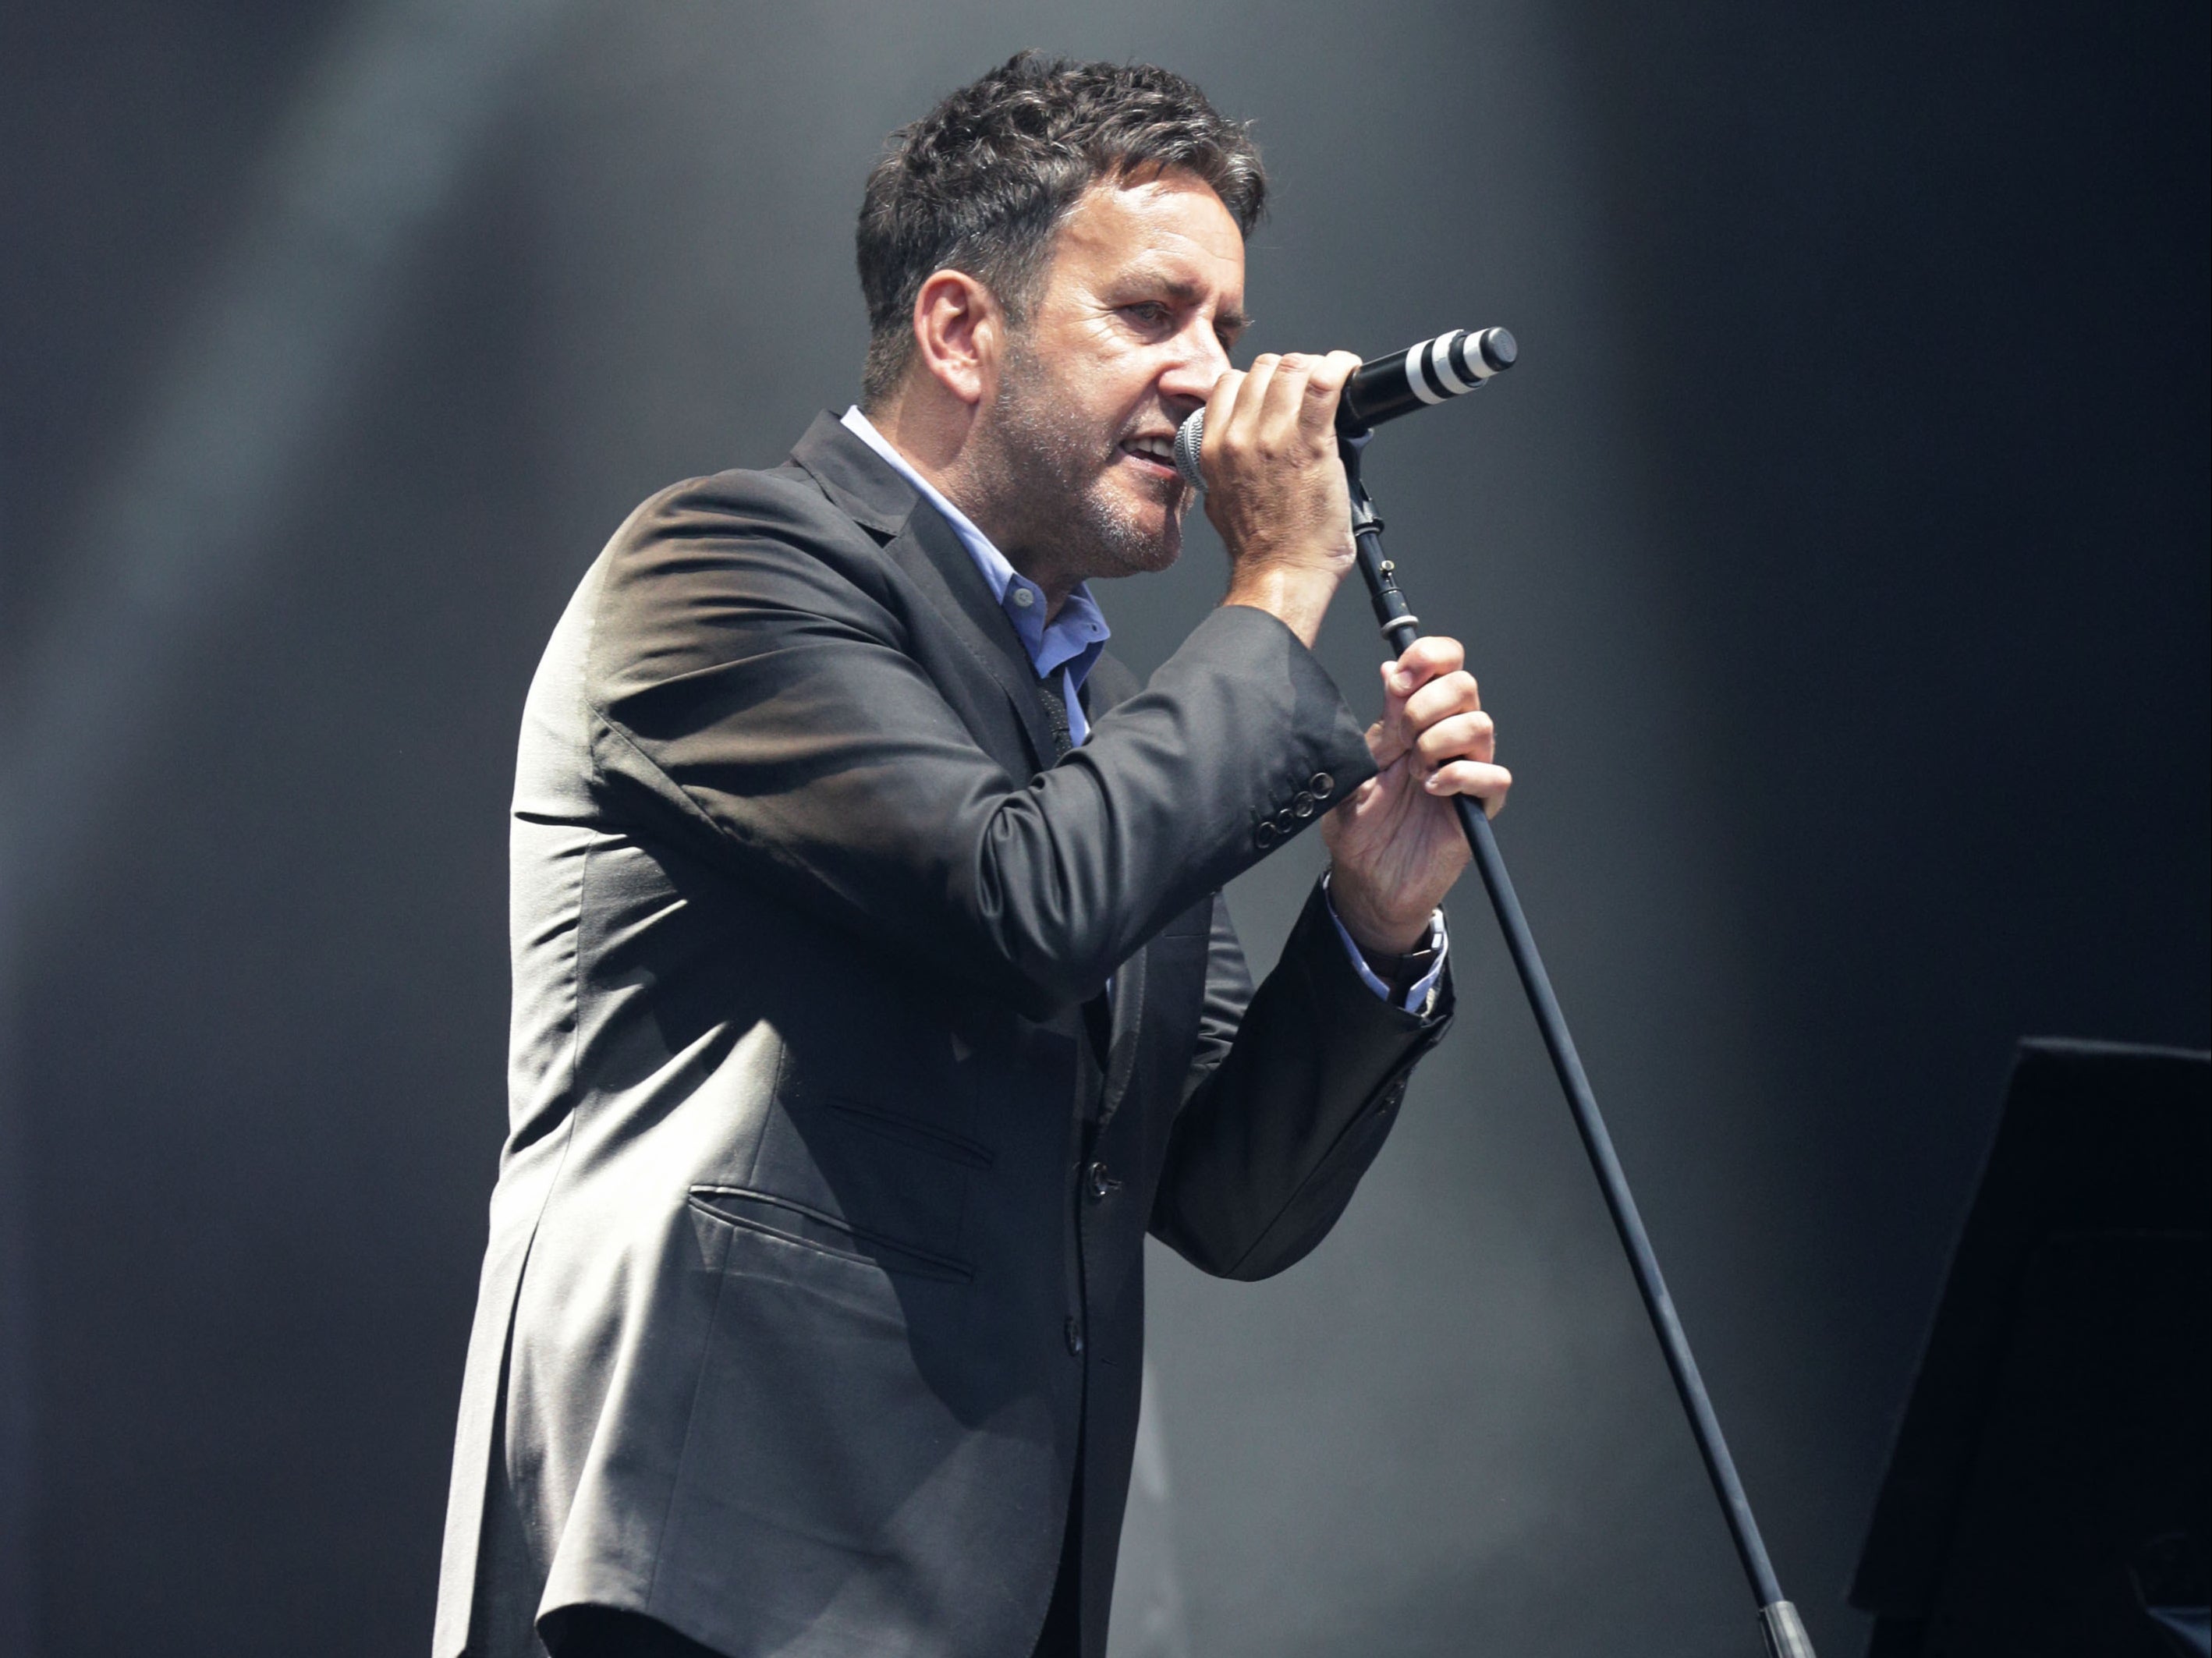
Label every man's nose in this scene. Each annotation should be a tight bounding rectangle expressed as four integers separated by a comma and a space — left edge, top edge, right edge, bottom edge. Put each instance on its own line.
1158, 323, 1231, 409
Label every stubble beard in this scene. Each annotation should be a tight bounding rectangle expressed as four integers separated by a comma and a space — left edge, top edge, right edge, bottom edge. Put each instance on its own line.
972, 338, 1187, 586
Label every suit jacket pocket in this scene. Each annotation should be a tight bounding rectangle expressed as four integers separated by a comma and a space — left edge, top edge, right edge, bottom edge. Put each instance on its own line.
728, 1090, 987, 1284
687, 1185, 973, 1284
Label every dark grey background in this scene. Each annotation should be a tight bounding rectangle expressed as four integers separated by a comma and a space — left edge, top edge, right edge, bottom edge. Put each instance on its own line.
1, 2, 2203, 1654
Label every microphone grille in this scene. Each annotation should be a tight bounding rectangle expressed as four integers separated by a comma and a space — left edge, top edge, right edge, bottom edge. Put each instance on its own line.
1476, 326, 1518, 372
1173, 409, 1207, 489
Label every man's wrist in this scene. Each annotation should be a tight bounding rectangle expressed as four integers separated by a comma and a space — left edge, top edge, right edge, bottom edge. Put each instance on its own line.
1221, 564, 1341, 648
1328, 883, 1436, 958
1321, 875, 1449, 1012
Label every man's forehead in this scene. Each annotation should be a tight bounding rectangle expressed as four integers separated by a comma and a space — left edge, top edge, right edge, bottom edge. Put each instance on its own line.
1056, 172, 1246, 303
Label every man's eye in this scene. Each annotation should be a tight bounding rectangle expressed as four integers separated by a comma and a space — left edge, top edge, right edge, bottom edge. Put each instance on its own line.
1125, 303, 1170, 326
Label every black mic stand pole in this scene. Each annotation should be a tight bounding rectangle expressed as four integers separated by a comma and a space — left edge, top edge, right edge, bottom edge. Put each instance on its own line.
1339, 430, 1816, 1658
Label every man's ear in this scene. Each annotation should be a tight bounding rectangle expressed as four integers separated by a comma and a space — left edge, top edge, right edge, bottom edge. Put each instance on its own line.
911, 269, 1001, 407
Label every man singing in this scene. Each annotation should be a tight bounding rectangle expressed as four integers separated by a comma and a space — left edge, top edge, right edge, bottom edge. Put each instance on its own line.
436, 51, 1509, 1658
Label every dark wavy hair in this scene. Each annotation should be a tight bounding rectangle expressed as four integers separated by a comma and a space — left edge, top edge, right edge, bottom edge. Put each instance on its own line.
855, 52, 1267, 407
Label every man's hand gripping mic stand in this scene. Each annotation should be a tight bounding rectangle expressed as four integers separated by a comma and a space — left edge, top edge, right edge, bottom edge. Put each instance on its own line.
1340, 415, 1817, 1658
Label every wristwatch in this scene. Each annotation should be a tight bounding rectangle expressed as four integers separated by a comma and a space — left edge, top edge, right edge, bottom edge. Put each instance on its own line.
1361, 916, 1442, 1003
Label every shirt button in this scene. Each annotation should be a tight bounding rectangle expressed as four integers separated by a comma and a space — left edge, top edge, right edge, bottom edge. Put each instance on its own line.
1011, 586, 1035, 608
1292, 791, 1317, 817
1064, 1316, 1085, 1356
1310, 772, 1335, 797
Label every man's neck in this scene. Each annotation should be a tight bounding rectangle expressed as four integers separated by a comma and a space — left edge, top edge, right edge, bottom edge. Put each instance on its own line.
860, 396, 1082, 618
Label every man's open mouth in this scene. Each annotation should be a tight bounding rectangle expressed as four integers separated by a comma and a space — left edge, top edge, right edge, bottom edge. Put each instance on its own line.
1118, 434, 1180, 478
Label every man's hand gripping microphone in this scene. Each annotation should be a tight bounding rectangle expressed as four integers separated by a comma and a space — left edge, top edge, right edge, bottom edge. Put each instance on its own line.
1174, 326, 1517, 487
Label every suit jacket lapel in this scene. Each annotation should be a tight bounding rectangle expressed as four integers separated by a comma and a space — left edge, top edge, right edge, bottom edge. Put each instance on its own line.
787, 410, 910, 537
789, 413, 1057, 774
888, 511, 1058, 772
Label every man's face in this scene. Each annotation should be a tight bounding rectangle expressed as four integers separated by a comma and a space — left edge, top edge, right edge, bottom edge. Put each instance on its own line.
974, 168, 1248, 583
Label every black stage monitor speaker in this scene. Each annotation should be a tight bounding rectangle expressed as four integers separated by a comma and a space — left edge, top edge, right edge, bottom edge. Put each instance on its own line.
1852, 1039, 2210, 1657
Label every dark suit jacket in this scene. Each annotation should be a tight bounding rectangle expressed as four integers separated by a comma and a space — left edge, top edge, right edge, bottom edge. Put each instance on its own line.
434, 415, 1453, 1658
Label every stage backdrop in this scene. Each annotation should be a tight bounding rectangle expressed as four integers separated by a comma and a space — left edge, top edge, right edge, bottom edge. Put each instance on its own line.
2, 2, 2203, 1654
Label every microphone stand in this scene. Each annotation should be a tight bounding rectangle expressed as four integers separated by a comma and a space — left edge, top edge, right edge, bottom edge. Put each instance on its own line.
1340, 430, 1817, 1658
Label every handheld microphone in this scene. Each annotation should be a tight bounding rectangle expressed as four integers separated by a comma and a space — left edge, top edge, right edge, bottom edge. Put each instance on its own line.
1173, 326, 1517, 488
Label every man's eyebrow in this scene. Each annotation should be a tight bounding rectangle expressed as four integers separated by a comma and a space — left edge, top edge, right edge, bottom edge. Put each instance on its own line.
1121, 271, 1249, 331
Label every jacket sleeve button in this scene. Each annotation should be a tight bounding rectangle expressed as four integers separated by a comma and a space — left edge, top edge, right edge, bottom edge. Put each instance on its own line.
1310, 772, 1335, 797
1254, 821, 1278, 849
1292, 791, 1317, 817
